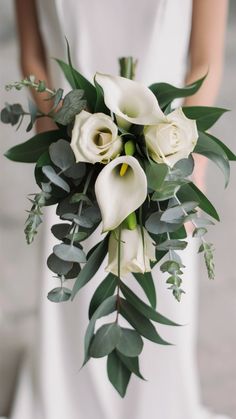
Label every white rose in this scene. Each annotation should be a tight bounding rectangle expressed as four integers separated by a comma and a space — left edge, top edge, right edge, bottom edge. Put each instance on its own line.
95, 73, 165, 128
106, 226, 156, 276
144, 108, 198, 167
71, 110, 122, 164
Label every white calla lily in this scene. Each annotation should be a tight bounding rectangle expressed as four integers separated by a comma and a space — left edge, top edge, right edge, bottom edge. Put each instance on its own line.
95, 155, 147, 231
106, 226, 156, 276
95, 73, 165, 127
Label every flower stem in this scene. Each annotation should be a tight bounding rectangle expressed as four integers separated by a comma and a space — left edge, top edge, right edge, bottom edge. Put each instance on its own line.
119, 57, 137, 80
115, 225, 122, 322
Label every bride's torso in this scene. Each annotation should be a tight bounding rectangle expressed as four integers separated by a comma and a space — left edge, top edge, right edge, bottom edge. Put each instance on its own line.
37, 0, 193, 87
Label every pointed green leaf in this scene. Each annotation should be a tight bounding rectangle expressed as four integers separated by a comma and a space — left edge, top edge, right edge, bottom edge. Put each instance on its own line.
149, 74, 206, 108
89, 274, 117, 319
183, 106, 228, 131
71, 234, 109, 299
120, 298, 171, 345
83, 295, 117, 365
120, 281, 179, 326
42, 166, 70, 192
116, 351, 145, 380
177, 182, 220, 221
133, 272, 156, 309
107, 350, 131, 397
4, 130, 62, 163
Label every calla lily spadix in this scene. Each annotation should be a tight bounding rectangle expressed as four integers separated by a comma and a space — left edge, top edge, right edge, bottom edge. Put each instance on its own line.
95, 155, 147, 232
95, 73, 165, 126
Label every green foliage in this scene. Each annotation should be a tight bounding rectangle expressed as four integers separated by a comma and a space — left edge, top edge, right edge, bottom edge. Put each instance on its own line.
107, 351, 131, 397
24, 191, 50, 244
53, 243, 86, 263
47, 287, 71, 303
199, 242, 215, 280
145, 162, 168, 190
42, 166, 70, 192
120, 298, 171, 345
47, 253, 73, 275
89, 274, 117, 319
4, 130, 63, 163
90, 322, 122, 358
1, 103, 24, 126
71, 234, 110, 299
132, 272, 157, 309
49, 139, 75, 170
54, 89, 86, 125
116, 328, 143, 357
149, 74, 206, 108
183, 106, 228, 131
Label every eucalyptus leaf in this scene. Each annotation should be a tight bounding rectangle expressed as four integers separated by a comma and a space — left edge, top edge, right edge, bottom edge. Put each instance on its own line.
107, 351, 131, 398
1, 103, 24, 125
47, 253, 73, 275
54, 89, 86, 125
53, 243, 86, 263
49, 139, 75, 170
47, 287, 71, 303
70, 193, 92, 205
64, 162, 86, 179
145, 162, 168, 190
51, 223, 71, 240
116, 328, 143, 357
146, 212, 182, 234
61, 213, 94, 228
151, 181, 181, 201
89, 322, 121, 358
160, 202, 198, 224
157, 239, 187, 251
42, 166, 70, 192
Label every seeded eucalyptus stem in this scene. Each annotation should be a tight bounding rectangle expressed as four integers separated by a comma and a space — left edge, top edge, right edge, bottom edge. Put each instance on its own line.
5, 77, 56, 97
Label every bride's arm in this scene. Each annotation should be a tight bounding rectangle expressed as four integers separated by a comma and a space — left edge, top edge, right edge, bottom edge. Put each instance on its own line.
185, 0, 228, 192
14, 0, 56, 132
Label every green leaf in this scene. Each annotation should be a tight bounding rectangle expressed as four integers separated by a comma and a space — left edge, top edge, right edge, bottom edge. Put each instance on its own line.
4, 130, 62, 163
107, 351, 131, 398
83, 295, 117, 365
89, 274, 117, 319
89, 322, 121, 358
53, 243, 86, 263
146, 211, 182, 234
173, 155, 195, 177
47, 253, 73, 275
42, 166, 70, 192
49, 139, 75, 170
64, 162, 86, 179
192, 227, 207, 238
145, 162, 168, 190
205, 133, 236, 161
70, 193, 92, 205
151, 181, 181, 201
133, 272, 156, 309
61, 213, 94, 228
120, 298, 171, 345
116, 328, 143, 357
55, 59, 96, 111
66, 231, 88, 242
1, 103, 24, 125
116, 351, 145, 380
149, 74, 206, 108
47, 287, 71, 303
157, 239, 187, 251
54, 89, 86, 125
51, 223, 71, 240
161, 201, 198, 223
71, 234, 109, 299
183, 106, 228, 131
204, 151, 230, 188
94, 79, 110, 114
120, 281, 179, 326
177, 182, 220, 221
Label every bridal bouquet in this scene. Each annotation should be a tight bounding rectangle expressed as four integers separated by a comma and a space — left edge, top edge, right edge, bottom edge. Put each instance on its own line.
1, 48, 235, 396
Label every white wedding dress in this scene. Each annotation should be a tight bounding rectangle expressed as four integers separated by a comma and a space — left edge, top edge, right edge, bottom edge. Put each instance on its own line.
8, 1, 229, 419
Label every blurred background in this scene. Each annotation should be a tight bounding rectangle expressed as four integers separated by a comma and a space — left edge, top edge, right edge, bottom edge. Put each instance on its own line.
0, 1, 235, 418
